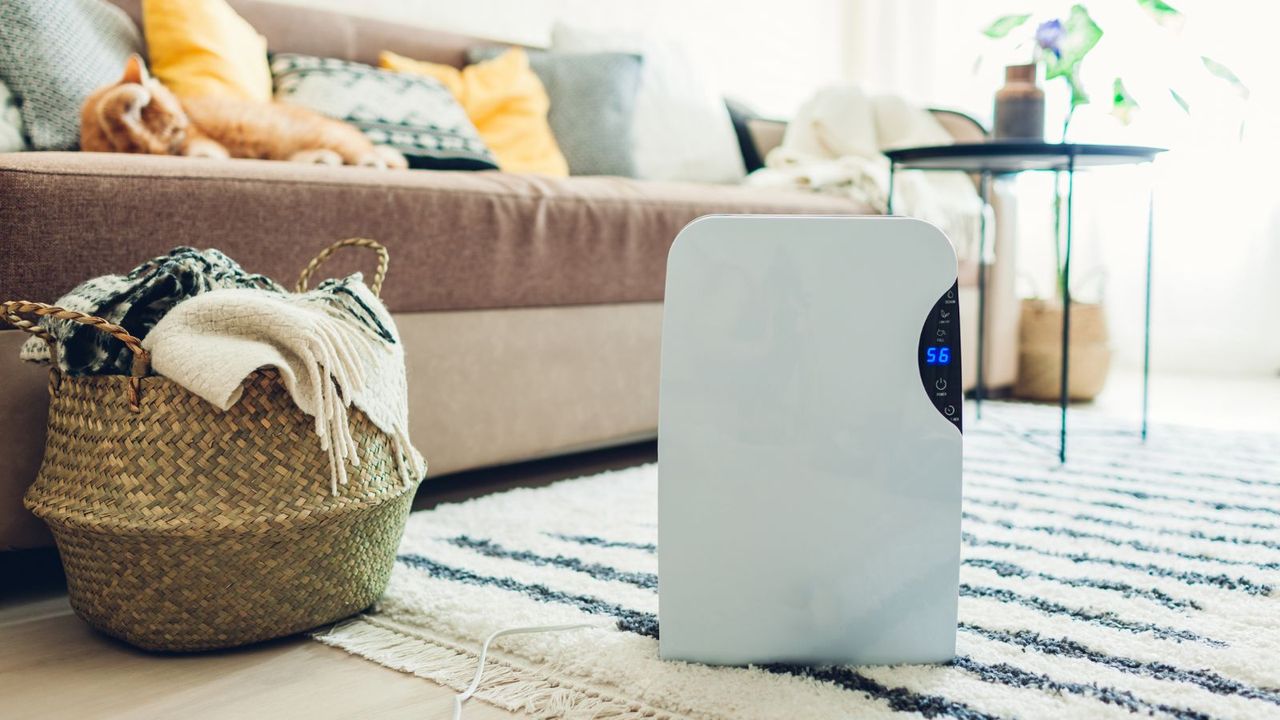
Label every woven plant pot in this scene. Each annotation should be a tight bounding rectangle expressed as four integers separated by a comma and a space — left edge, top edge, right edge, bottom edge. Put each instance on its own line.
1013, 298, 1111, 402
3, 239, 421, 652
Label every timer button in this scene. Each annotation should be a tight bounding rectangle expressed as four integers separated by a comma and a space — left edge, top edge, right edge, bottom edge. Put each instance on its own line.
944, 404, 956, 416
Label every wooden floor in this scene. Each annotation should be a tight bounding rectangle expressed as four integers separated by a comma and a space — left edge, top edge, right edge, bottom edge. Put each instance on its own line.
0, 441, 656, 720
2, 606, 511, 720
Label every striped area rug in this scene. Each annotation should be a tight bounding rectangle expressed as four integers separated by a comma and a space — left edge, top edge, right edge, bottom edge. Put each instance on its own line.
317, 403, 1280, 719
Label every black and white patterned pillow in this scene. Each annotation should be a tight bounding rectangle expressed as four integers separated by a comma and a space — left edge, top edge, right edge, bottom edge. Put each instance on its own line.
271, 54, 498, 172
0, 0, 143, 150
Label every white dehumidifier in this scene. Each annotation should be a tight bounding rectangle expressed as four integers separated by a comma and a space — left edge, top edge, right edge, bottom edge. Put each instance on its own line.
657, 215, 963, 666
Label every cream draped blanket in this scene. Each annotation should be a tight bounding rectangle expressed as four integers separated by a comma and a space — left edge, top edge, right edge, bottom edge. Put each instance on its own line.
142, 276, 426, 495
747, 85, 983, 261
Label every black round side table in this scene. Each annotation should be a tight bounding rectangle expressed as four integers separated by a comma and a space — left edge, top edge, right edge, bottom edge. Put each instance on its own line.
884, 142, 1166, 462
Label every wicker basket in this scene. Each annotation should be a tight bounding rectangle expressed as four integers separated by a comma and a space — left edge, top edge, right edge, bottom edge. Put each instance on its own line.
3, 239, 421, 652
1013, 298, 1112, 402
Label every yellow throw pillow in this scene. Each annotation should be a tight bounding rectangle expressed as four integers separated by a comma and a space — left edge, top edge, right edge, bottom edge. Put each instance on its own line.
142, 0, 272, 101
381, 48, 568, 176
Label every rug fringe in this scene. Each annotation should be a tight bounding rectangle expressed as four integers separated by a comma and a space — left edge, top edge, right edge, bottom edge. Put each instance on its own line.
316, 616, 671, 719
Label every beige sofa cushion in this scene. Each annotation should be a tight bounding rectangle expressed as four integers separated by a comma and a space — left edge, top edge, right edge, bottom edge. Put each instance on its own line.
0, 152, 869, 314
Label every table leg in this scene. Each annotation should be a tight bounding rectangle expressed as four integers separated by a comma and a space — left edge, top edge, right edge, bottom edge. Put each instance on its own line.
887, 162, 896, 214
1142, 177, 1155, 441
975, 172, 989, 419
1059, 158, 1076, 463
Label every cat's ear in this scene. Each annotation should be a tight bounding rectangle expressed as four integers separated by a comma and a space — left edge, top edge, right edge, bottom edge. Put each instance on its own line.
122, 54, 150, 85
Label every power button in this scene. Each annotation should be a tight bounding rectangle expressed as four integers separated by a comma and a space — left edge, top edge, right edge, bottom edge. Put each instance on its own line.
935, 378, 948, 391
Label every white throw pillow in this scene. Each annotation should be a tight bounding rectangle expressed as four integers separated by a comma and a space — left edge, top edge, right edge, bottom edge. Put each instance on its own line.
0, 78, 27, 152
551, 22, 745, 184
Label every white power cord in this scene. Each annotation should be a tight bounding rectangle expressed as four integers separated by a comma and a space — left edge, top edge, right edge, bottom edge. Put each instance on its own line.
451, 622, 603, 720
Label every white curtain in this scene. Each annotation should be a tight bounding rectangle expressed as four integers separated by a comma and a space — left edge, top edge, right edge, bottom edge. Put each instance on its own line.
845, 0, 1280, 376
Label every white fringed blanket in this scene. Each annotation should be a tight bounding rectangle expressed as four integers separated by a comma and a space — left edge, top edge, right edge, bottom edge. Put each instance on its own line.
747, 86, 983, 263
143, 275, 425, 494
317, 403, 1280, 719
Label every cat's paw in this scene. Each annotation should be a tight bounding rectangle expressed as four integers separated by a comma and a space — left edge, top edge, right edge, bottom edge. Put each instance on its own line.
184, 138, 229, 159
359, 146, 409, 170
289, 149, 343, 166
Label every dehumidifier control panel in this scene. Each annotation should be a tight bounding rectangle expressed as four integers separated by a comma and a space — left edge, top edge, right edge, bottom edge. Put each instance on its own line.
917, 281, 963, 431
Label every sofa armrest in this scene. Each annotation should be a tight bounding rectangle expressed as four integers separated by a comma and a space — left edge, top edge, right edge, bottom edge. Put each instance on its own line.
928, 109, 988, 144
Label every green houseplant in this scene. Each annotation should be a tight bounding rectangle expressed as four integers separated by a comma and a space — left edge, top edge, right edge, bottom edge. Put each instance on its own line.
982, 1, 1247, 141
982, 1, 1248, 402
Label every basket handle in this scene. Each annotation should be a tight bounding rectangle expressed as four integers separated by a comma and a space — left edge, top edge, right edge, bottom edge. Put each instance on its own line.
0, 300, 149, 412
296, 238, 389, 298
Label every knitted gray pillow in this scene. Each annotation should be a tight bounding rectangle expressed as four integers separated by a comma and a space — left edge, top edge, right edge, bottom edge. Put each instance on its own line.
469, 48, 642, 177
0, 0, 142, 150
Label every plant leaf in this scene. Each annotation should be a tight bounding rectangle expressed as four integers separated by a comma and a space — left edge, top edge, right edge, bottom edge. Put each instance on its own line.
983, 13, 1032, 39
1068, 71, 1090, 107
1136, 0, 1184, 27
1202, 56, 1250, 99
1044, 5, 1103, 81
1169, 88, 1190, 114
1111, 78, 1139, 123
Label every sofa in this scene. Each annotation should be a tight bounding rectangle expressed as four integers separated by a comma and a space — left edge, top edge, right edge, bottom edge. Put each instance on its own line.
0, 0, 1019, 549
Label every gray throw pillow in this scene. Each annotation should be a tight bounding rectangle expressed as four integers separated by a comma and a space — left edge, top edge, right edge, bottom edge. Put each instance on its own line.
0, 0, 142, 150
468, 48, 642, 177
271, 54, 499, 172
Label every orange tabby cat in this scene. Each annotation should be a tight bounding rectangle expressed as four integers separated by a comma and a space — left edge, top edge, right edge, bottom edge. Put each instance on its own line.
81, 55, 406, 168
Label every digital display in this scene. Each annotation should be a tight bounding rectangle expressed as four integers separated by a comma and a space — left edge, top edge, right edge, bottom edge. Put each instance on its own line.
925, 346, 952, 366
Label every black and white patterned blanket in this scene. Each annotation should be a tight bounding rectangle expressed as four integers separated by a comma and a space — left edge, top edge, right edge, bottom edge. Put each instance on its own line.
20, 248, 282, 375
318, 403, 1280, 719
